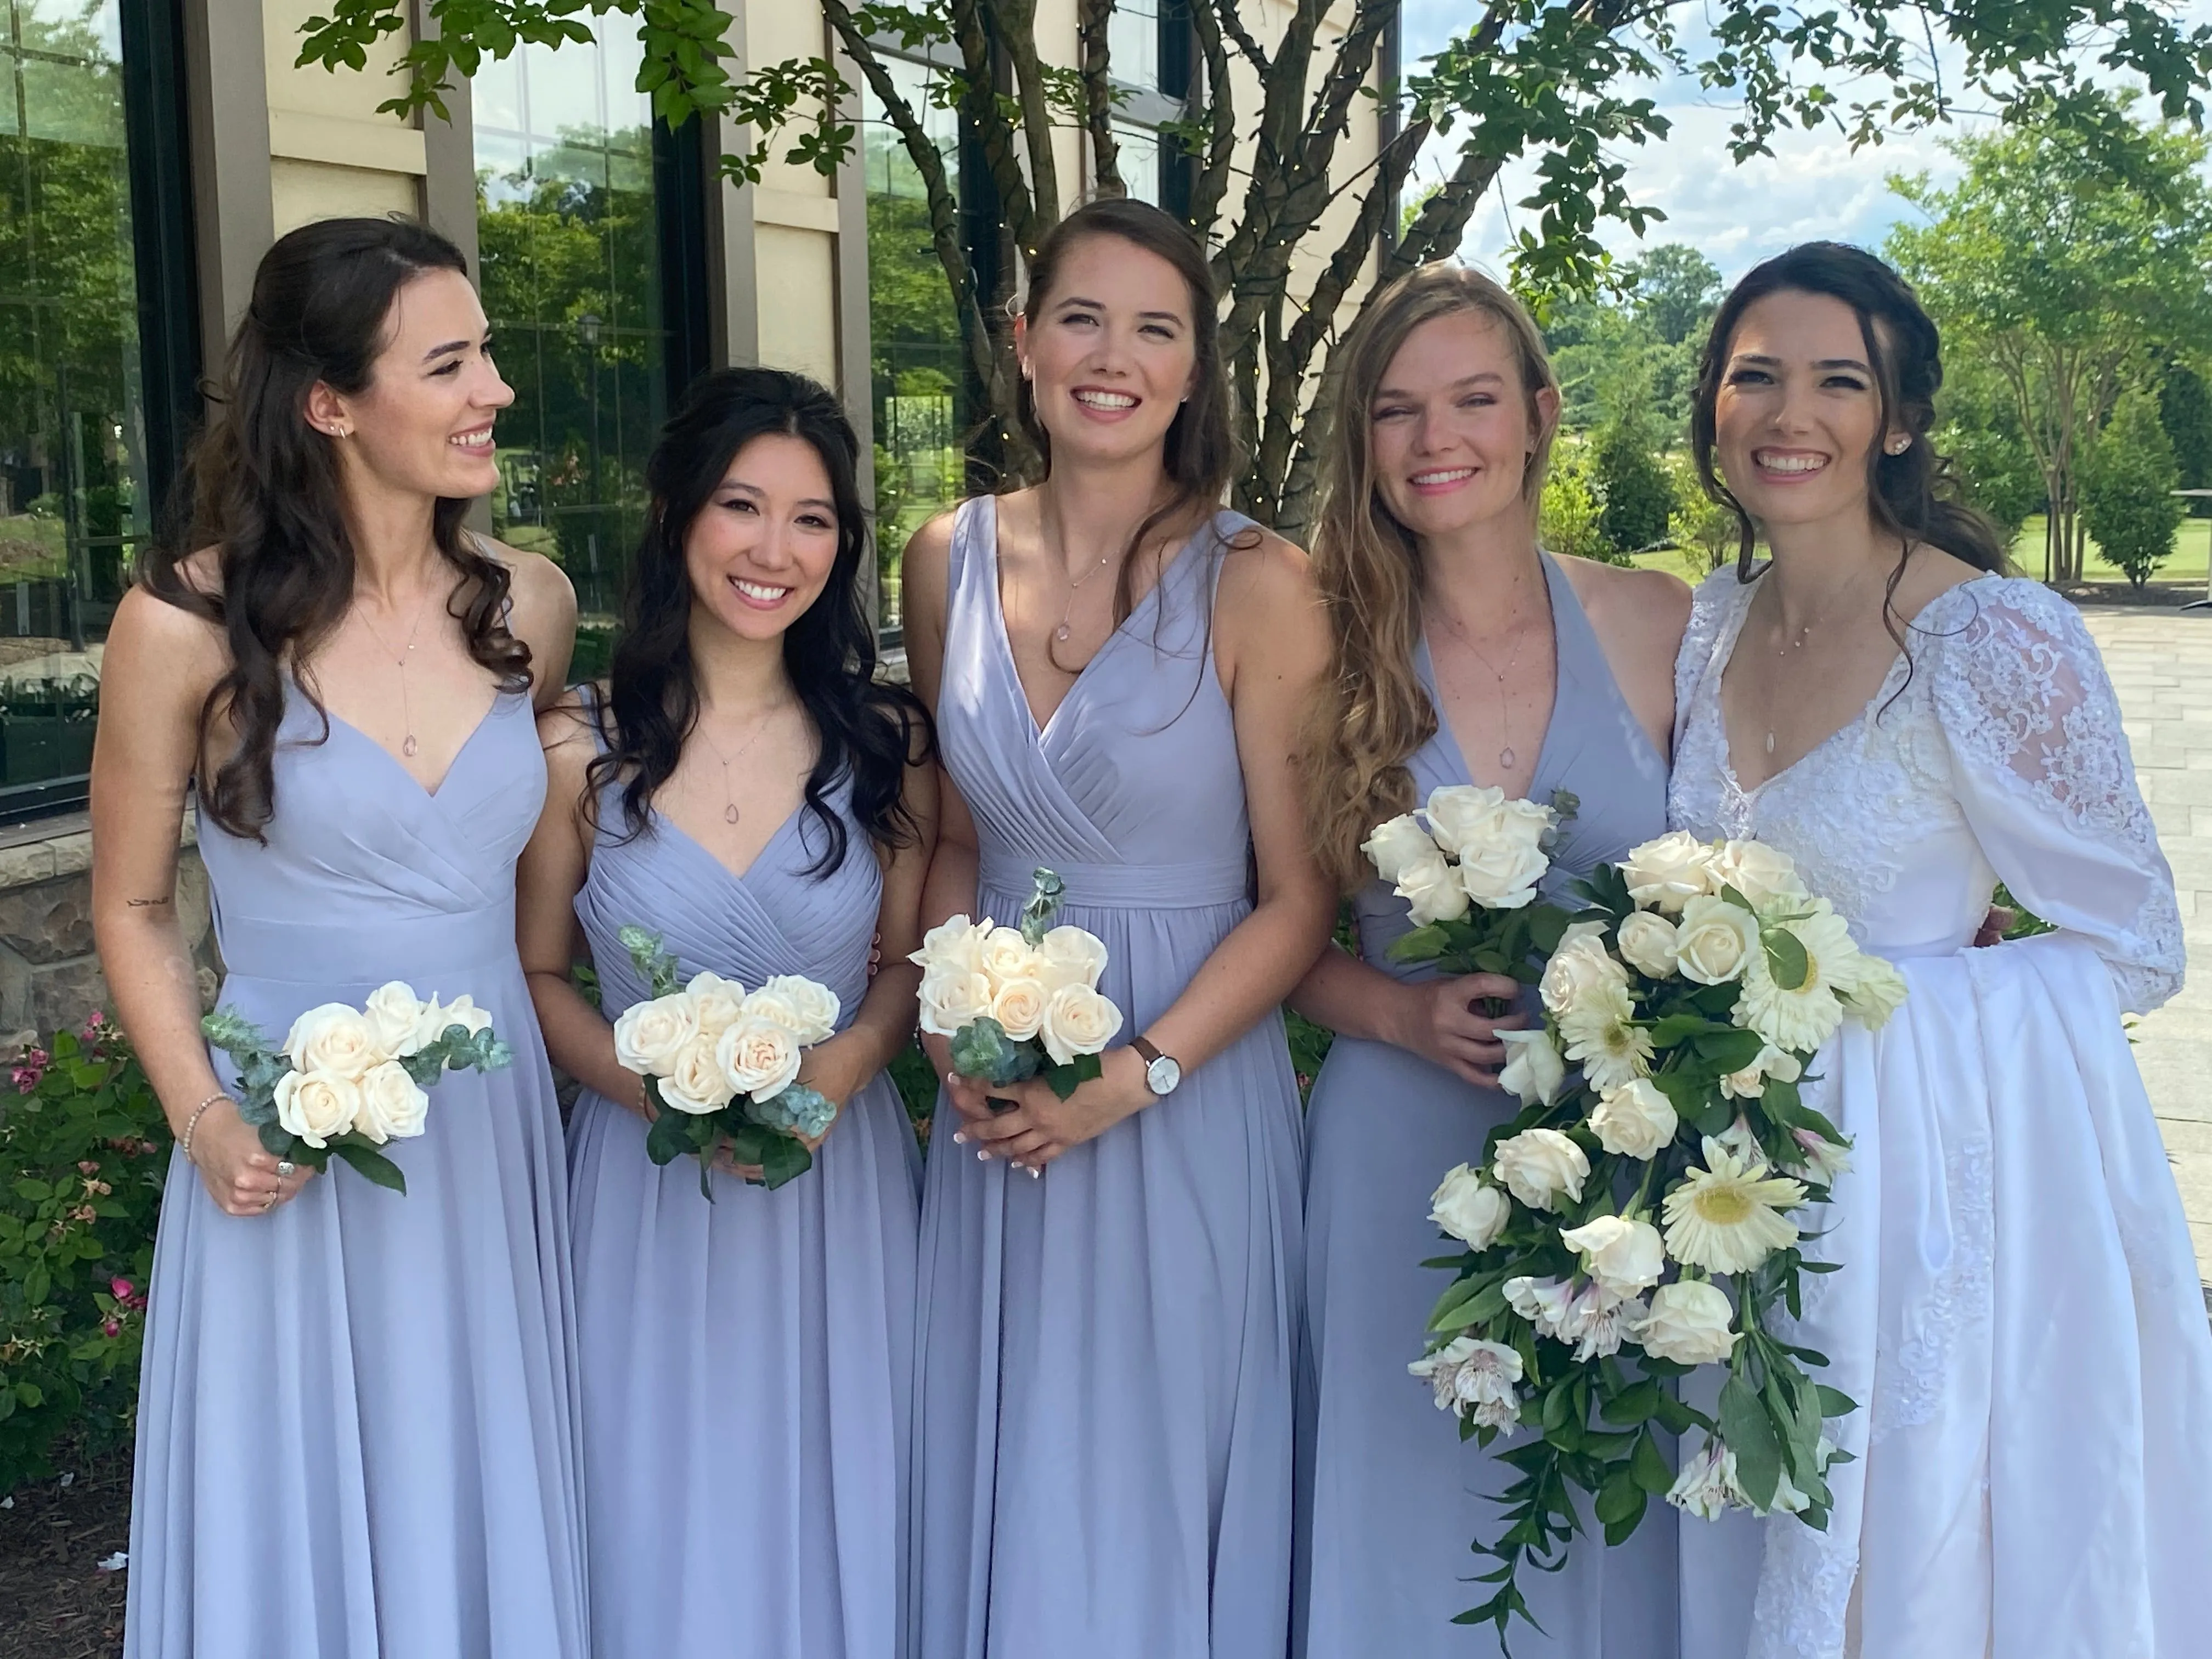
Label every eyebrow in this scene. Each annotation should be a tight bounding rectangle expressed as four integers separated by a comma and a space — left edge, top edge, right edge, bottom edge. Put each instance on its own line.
1372, 371, 1506, 399
1055, 295, 1184, 325
421, 334, 484, 363
718, 478, 837, 512
1730, 352, 1872, 373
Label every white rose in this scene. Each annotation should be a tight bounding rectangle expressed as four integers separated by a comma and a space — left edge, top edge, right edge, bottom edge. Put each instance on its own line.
422, 994, 494, 1042
1560, 1214, 1667, 1300
909, 914, 989, 975
738, 984, 804, 1034
1588, 1077, 1679, 1159
363, 982, 432, 1058
682, 971, 749, 1041
1621, 831, 1718, 913
353, 1059, 430, 1144
990, 976, 1051, 1043
1453, 837, 1549, 910
1615, 911, 1682, 980
1429, 1164, 1510, 1249
1719, 1042, 1801, 1101
1539, 929, 1628, 1017
1673, 893, 1760, 985
753, 977, 837, 1045
718, 1015, 803, 1102
1839, 953, 1908, 1027
1497, 1027, 1566, 1107
1038, 983, 1124, 1065
1393, 847, 1471, 926
1711, 839, 1809, 913
1035, 926, 1109, 992
612, 993, 699, 1076
282, 1005, 384, 1081
1635, 1280, 1741, 1365
1492, 1127, 1589, 1211
1362, 813, 1444, 885
917, 967, 994, 1037
1422, 785, 1511, 851
659, 1030, 736, 1115
274, 1068, 360, 1148
979, 926, 1043, 988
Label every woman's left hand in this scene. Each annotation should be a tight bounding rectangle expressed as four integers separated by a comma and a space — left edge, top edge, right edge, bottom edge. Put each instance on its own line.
792, 1034, 873, 1152
951, 1046, 1154, 1174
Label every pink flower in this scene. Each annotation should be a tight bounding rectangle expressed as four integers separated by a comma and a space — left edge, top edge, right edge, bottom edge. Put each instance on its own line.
82, 1011, 105, 1034
110, 1278, 134, 1301
12, 1068, 36, 1093
29, 1047, 48, 1067
77, 1160, 99, 1176
101, 1319, 120, 1338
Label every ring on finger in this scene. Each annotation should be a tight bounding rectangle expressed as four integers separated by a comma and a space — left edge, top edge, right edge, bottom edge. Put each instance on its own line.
275, 1159, 296, 1179
261, 1188, 278, 1212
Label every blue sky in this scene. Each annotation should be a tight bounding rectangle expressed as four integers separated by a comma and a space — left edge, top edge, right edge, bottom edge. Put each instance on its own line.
1397, 0, 2212, 283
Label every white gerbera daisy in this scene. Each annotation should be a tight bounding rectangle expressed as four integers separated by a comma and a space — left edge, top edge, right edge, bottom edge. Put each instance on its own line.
1662, 1136, 1808, 1274
1732, 900, 1858, 1054
1559, 988, 1656, 1092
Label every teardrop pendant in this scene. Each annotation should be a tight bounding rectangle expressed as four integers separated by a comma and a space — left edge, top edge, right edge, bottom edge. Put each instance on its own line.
402, 733, 419, 758
1764, 731, 1776, 754
1053, 623, 1071, 642
724, 803, 740, 824
1499, 746, 1515, 769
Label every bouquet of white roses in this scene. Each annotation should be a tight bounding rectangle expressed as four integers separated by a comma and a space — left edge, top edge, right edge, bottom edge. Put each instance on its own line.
612, 927, 841, 1195
201, 983, 512, 1194
913, 867, 1123, 1106
1363, 785, 1579, 1007
1410, 831, 1905, 1639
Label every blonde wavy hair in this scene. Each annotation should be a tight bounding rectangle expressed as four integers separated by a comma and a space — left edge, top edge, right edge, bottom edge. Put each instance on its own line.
1296, 263, 1561, 893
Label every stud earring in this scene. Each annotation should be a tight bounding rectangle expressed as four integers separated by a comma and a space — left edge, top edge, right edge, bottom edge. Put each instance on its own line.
1886, 436, 1910, 455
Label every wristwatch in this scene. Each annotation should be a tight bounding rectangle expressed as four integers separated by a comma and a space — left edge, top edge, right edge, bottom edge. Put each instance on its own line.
1131, 1035, 1182, 1098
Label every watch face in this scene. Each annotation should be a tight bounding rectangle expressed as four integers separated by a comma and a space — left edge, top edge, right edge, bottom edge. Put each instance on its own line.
1147, 1053, 1182, 1095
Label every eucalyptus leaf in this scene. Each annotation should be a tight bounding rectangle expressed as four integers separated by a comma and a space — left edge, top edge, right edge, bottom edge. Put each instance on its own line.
747, 1082, 837, 1139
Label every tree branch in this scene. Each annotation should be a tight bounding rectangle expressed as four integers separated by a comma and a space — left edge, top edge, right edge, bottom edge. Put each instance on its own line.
1186, 1, 1239, 242
1077, 0, 1124, 197
1214, 0, 1270, 74
988, 0, 1062, 228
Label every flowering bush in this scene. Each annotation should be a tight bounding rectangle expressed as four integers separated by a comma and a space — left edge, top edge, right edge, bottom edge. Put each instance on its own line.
0, 1015, 170, 1494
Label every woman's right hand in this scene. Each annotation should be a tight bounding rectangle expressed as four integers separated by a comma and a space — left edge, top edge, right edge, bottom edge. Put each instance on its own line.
189, 1101, 313, 1216
1384, 973, 1532, 1088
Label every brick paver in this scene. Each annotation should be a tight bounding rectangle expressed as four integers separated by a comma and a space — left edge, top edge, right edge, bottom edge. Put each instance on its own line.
2080, 603, 2212, 1282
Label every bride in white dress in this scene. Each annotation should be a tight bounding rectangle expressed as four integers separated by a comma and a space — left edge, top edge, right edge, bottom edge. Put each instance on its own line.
1667, 242, 2212, 1659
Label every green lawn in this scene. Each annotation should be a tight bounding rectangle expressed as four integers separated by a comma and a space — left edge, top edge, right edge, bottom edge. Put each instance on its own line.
1627, 514, 2212, 589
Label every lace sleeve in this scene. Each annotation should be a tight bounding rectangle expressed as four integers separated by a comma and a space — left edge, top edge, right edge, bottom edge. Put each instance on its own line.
1928, 579, 2183, 1012
1673, 568, 1751, 757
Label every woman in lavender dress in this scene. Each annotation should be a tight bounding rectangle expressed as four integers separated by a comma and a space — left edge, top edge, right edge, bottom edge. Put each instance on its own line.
1290, 265, 1689, 1657
519, 368, 935, 1659
901, 199, 1336, 1659
93, 219, 585, 1657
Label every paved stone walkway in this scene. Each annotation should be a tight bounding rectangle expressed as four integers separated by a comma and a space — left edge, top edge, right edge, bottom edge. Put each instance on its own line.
2080, 603, 2212, 1282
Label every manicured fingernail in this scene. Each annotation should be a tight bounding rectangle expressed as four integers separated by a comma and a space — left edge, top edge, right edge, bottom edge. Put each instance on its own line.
952, 1131, 967, 1144
1028, 1166, 1040, 1180
975, 1148, 990, 1161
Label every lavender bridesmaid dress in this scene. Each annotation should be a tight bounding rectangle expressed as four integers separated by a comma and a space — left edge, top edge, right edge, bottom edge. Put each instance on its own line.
566, 723, 922, 1659
1294, 554, 1679, 1658
911, 497, 1304, 1659
127, 686, 588, 1658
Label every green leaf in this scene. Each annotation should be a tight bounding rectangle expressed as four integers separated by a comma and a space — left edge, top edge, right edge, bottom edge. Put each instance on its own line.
1815, 1385, 1857, 1420
1043, 1052, 1102, 1101
12, 1178, 50, 1203
1692, 1028, 1765, 1073
757, 1135, 814, 1190
1630, 1427, 1675, 1495
644, 1105, 693, 1167
1387, 924, 1450, 963
1599, 1379, 1661, 1425
329, 1141, 407, 1194
1646, 1012, 1726, 1047
1762, 926, 1810, 992
1719, 1374, 1783, 1511
1594, 1469, 1643, 1526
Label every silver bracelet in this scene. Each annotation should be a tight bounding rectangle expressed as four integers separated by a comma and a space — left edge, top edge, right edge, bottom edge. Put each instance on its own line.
179, 1092, 231, 1165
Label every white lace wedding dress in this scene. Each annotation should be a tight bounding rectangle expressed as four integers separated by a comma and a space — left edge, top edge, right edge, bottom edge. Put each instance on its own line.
1668, 569, 2212, 1659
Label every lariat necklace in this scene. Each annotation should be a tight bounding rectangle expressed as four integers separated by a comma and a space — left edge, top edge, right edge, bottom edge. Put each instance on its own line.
1053, 547, 1115, 645
694, 703, 781, 824
356, 580, 441, 759
1430, 586, 1549, 771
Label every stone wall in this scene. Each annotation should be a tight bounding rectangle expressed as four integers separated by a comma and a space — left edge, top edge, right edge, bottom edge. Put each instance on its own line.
0, 812, 216, 1051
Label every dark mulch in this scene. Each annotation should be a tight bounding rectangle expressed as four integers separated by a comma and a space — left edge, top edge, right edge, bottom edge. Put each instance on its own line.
2058, 580, 2212, 610
0, 1451, 130, 1659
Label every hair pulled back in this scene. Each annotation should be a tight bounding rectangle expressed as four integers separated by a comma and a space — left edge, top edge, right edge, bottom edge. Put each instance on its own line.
587, 366, 929, 876
1296, 263, 1560, 893
142, 216, 531, 840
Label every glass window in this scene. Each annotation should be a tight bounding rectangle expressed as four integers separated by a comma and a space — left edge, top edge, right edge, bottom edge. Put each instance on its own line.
475, 17, 668, 685
1112, 121, 1160, 206
864, 56, 964, 646
1109, 1, 1161, 95
0, 1, 156, 812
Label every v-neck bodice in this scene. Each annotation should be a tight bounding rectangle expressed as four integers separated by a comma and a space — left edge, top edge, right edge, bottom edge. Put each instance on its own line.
1355, 551, 1668, 980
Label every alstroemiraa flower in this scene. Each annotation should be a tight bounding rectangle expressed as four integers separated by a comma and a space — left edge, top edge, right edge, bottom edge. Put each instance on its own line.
1662, 1136, 1808, 1274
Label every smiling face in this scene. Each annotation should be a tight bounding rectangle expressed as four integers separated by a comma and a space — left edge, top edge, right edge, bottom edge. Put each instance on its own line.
1015, 233, 1198, 470
309, 267, 511, 500
1367, 310, 1556, 543
1712, 288, 1900, 533
682, 431, 842, 647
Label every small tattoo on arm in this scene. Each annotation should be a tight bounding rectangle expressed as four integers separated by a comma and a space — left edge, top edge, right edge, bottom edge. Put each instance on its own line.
126, 896, 173, 908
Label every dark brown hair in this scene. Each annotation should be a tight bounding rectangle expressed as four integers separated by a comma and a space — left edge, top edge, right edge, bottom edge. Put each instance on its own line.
142, 217, 531, 839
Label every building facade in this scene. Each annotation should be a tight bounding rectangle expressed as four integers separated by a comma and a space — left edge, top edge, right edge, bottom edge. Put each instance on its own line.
0, 0, 1383, 1037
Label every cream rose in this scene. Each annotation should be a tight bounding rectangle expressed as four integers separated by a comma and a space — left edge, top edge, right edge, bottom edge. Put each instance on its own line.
1838, 954, 1908, 1027
1615, 911, 1682, 980
612, 993, 699, 1076
422, 994, 495, 1044
1035, 925, 1109, 992
363, 982, 432, 1058
1393, 847, 1471, 926
990, 976, 1051, 1043
1497, 1027, 1566, 1107
1621, 831, 1718, 913
274, 1068, 360, 1148
660, 1030, 736, 1115
910, 914, 989, 975
1362, 813, 1443, 885
1635, 1279, 1741, 1365
1038, 983, 1123, 1065
683, 971, 750, 1041
717, 1015, 803, 1102
917, 967, 994, 1037
1422, 784, 1511, 850
1492, 1127, 1589, 1211
353, 1059, 430, 1144
1429, 1163, 1510, 1249
979, 926, 1044, 987
1539, 928, 1628, 1017
1453, 837, 1549, 910
1673, 893, 1760, 985
1712, 839, 1809, 913
1588, 1077, 1678, 1159
1560, 1214, 1666, 1299
282, 1005, 384, 1081
755, 976, 838, 1045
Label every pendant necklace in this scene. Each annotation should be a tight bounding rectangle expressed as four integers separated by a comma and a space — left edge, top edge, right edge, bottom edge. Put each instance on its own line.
694, 703, 781, 825
1432, 589, 1545, 771
1759, 569, 1869, 755
356, 579, 442, 760
1052, 546, 1115, 645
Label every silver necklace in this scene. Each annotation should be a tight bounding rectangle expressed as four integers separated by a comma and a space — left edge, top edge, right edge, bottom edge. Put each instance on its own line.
1758, 570, 1872, 755
1431, 592, 1545, 771
1053, 546, 1115, 645
356, 581, 441, 759
693, 704, 780, 825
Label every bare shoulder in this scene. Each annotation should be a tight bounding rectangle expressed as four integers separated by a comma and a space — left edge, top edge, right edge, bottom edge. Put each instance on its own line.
1894, 545, 1988, 624
900, 506, 961, 590
1216, 524, 1324, 686
108, 578, 225, 687
1216, 523, 1315, 612
1556, 554, 1694, 644
478, 537, 576, 624
535, 685, 602, 806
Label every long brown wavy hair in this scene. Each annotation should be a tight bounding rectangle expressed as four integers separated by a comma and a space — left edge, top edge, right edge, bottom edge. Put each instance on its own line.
1296, 264, 1560, 893
142, 218, 532, 840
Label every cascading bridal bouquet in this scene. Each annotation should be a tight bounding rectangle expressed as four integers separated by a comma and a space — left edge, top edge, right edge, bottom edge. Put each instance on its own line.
201, 983, 513, 1194
912, 867, 1124, 1108
1409, 831, 1906, 1639
612, 927, 841, 1195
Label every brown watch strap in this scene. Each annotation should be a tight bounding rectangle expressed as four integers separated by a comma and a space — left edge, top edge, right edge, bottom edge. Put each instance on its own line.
1131, 1035, 1163, 1065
